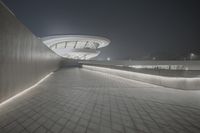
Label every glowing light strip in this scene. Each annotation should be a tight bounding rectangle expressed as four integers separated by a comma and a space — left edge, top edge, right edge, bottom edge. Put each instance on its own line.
0, 72, 53, 107
83, 65, 200, 80
82, 65, 200, 90
83, 66, 160, 88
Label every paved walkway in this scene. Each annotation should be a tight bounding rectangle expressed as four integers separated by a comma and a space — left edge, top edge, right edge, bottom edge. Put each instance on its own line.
1, 68, 200, 133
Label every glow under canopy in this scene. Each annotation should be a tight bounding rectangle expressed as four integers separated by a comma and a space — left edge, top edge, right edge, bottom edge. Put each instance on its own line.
42, 35, 110, 60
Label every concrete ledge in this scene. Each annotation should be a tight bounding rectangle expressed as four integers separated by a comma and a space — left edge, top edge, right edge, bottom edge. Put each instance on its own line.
83, 65, 200, 90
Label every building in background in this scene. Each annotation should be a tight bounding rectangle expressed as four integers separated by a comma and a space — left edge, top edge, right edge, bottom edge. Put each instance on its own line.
42, 35, 110, 60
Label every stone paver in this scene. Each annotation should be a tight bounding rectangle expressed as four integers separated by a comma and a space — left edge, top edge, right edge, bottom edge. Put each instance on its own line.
1, 68, 200, 133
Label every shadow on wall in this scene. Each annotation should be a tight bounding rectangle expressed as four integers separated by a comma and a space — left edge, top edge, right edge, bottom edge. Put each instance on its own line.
60, 59, 82, 68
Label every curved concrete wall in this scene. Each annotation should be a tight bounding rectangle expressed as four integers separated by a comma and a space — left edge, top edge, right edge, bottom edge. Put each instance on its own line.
82, 63, 200, 78
83, 65, 200, 90
82, 60, 200, 70
0, 3, 61, 102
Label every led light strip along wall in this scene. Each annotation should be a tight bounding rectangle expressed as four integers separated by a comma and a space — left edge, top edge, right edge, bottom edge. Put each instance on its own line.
0, 72, 53, 107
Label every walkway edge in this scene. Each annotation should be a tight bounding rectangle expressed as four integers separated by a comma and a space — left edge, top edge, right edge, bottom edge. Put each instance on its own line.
0, 72, 53, 107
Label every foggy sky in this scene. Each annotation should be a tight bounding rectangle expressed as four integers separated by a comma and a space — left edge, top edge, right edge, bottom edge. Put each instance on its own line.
2, 0, 200, 60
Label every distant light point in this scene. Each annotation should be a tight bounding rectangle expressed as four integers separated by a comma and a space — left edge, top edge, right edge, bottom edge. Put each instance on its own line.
107, 57, 111, 61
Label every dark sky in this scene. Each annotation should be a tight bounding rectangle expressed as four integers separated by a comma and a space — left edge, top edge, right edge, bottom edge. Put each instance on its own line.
2, 0, 200, 60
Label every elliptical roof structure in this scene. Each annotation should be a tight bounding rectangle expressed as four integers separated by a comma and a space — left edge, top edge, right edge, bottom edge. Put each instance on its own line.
42, 35, 110, 60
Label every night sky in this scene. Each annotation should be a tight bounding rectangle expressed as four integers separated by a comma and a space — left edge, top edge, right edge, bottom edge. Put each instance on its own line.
2, 0, 200, 60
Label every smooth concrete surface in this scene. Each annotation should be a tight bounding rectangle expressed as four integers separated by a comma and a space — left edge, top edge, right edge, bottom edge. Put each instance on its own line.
0, 3, 61, 102
81, 60, 200, 70
81, 63, 200, 78
60, 59, 81, 68
83, 65, 200, 90
0, 68, 200, 133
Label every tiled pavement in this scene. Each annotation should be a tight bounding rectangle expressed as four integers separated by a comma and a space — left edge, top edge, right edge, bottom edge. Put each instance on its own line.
1, 68, 200, 133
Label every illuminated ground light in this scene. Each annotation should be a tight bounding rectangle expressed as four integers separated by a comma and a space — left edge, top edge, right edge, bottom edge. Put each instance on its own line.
0, 72, 53, 107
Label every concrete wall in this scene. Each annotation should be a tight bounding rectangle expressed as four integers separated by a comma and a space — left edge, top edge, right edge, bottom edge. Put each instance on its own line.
0, 3, 61, 102
81, 60, 200, 70
60, 59, 82, 68
83, 65, 200, 90
81, 64, 200, 78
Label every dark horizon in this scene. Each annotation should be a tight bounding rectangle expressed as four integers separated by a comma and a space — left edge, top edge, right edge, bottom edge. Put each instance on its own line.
2, 0, 200, 60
